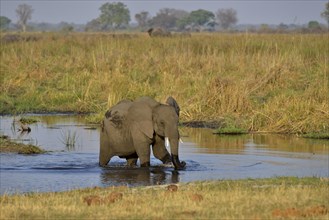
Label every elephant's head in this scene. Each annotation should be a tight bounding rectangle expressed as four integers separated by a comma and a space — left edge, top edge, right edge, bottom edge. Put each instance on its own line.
151, 98, 185, 170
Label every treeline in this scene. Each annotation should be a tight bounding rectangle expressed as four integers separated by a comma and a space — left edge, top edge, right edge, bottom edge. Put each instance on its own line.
1, 2, 328, 33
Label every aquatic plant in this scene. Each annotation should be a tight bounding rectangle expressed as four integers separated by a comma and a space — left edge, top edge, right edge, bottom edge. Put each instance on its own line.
59, 129, 78, 150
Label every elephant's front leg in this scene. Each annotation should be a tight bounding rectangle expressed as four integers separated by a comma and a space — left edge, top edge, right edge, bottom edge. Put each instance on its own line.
134, 140, 151, 167
152, 135, 171, 164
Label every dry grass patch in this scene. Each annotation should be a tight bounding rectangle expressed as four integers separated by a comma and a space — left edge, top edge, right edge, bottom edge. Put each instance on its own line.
1, 33, 328, 134
0, 177, 328, 219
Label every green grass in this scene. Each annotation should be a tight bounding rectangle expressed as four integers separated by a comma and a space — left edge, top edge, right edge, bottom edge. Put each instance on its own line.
213, 117, 248, 134
1, 32, 328, 134
0, 177, 328, 219
303, 132, 329, 139
213, 126, 248, 135
19, 116, 39, 124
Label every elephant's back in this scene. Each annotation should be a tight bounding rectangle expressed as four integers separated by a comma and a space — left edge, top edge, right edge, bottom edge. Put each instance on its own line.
135, 96, 160, 109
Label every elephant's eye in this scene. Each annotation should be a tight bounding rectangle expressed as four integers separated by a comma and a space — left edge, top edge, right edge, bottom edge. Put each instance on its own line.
160, 120, 165, 126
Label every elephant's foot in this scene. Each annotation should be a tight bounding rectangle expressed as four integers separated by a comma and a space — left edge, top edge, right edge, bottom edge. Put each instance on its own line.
160, 153, 172, 164
172, 155, 186, 170
140, 161, 150, 167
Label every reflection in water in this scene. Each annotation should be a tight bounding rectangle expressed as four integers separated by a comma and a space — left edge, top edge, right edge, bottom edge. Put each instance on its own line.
100, 167, 179, 186
180, 127, 329, 154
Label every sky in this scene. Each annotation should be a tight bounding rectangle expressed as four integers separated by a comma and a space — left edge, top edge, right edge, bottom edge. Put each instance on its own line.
0, 0, 327, 25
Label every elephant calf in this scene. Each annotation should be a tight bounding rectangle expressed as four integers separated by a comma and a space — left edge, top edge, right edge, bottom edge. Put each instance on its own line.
99, 96, 186, 170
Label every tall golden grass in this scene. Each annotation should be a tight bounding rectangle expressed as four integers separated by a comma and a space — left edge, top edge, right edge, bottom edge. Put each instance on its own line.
0, 33, 328, 133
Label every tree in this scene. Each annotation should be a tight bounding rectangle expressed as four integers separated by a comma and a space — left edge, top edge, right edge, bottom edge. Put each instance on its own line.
188, 9, 215, 27
85, 18, 102, 32
59, 22, 74, 33
135, 11, 151, 29
16, 4, 33, 32
149, 8, 189, 30
0, 16, 11, 30
99, 2, 130, 30
308, 20, 321, 30
321, 2, 329, 26
176, 15, 191, 30
216, 8, 238, 30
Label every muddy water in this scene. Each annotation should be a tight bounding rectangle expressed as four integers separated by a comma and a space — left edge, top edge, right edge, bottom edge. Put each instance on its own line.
0, 115, 328, 194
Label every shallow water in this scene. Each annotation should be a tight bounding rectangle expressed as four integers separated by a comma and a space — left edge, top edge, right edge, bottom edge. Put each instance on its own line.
0, 115, 328, 194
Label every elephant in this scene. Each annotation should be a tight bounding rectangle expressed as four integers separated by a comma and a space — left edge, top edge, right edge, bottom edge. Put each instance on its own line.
147, 28, 172, 37
99, 96, 186, 170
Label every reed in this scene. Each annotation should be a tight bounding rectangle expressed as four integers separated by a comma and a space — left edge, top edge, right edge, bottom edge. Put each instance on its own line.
1, 32, 328, 134
59, 129, 78, 150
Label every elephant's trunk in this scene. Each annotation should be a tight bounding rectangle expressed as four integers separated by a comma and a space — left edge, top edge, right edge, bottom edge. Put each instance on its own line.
165, 136, 186, 170
99, 122, 112, 167
99, 145, 111, 167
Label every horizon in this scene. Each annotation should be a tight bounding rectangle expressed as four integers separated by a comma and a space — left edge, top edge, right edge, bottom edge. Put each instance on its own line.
1, 1, 327, 26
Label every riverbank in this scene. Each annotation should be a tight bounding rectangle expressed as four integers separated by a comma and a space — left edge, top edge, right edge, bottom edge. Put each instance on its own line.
1, 33, 328, 134
0, 177, 328, 219
0, 136, 45, 154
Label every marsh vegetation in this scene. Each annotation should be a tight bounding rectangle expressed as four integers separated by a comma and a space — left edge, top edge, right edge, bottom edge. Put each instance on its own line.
0, 136, 44, 154
1, 32, 328, 135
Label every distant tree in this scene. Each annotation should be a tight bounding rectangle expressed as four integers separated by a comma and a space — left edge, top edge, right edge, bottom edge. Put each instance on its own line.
321, 2, 329, 26
188, 9, 215, 28
216, 8, 238, 30
150, 8, 189, 30
278, 23, 289, 32
99, 2, 130, 30
0, 16, 11, 30
85, 18, 102, 32
308, 20, 321, 30
176, 15, 191, 30
259, 24, 270, 33
59, 22, 74, 32
135, 11, 151, 29
16, 4, 33, 32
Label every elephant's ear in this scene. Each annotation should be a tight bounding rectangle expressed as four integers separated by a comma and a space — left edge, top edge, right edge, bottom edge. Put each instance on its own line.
166, 96, 180, 116
129, 103, 154, 139
133, 120, 154, 139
